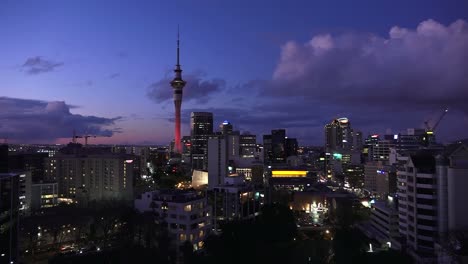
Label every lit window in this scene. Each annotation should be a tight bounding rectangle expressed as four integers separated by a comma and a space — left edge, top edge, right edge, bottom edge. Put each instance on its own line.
184, 204, 192, 212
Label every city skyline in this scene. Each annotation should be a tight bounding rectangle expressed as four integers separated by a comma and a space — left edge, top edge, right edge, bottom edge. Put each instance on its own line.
1, 0, 468, 145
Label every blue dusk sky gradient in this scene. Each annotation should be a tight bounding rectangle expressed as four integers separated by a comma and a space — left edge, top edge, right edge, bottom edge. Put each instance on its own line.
1, 0, 468, 145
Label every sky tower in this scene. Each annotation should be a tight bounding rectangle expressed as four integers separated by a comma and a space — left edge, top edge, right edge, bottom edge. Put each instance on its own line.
170, 28, 186, 154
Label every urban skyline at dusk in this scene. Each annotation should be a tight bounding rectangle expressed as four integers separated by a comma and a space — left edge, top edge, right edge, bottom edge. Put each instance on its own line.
2, 0, 468, 145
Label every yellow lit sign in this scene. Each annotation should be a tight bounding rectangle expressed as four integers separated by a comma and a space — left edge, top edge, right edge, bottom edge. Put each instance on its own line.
271, 171, 307, 177
426, 131, 434, 135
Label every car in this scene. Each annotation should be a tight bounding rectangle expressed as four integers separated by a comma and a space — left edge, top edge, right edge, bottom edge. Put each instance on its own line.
79, 245, 97, 254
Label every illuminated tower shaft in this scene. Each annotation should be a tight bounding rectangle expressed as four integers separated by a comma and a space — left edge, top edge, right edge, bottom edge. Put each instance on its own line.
170, 29, 186, 154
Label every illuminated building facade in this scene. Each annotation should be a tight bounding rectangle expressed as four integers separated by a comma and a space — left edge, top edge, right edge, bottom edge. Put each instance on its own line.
271, 170, 308, 177
134, 190, 212, 252
219, 120, 233, 135
240, 133, 256, 158
45, 153, 135, 203
31, 181, 58, 210
325, 117, 356, 152
191, 112, 213, 170
337, 117, 352, 150
170, 30, 187, 154
212, 176, 263, 230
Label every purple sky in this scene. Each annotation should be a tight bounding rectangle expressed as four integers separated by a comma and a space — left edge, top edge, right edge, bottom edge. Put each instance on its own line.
1, 0, 468, 145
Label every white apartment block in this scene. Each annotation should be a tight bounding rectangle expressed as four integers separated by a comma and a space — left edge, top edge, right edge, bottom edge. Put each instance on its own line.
135, 190, 212, 251
45, 154, 135, 203
397, 143, 468, 263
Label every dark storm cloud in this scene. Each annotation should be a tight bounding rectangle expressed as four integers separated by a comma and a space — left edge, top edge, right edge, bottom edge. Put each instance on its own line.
0, 97, 122, 142
262, 19, 468, 114
147, 72, 226, 104
21, 56, 64, 75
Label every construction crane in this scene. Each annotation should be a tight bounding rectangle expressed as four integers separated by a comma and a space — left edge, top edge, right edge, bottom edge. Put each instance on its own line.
423, 108, 448, 146
71, 131, 111, 146
424, 108, 448, 134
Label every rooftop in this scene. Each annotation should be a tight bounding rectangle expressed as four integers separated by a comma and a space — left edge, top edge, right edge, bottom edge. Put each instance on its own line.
152, 189, 204, 203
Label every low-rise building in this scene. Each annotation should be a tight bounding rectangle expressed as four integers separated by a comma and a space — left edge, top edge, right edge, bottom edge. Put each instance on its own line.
31, 181, 58, 210
369, 196, 400, 249
135, 190, 211, 251
212, 176, 263, 230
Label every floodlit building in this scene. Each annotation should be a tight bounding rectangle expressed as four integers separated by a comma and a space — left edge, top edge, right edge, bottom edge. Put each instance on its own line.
192, 170, 208, 189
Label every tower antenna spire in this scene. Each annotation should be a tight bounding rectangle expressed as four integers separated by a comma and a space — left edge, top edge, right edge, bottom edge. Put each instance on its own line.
176, 24, 180, 67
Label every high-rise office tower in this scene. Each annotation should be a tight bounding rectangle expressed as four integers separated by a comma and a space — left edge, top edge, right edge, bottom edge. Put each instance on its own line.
262, 129, 297, 166
191, 112, 213, 170
325, 119, 343, 151
337, 117, 352, 150
325, 118, 354, 151
170, 29, 186, 154
263, 135, 272, 164
271, 129, 286, 163
351, 131, 363, 151
220, 120, 233, 135
240, 133, 256, 158
285, 137, 298, 157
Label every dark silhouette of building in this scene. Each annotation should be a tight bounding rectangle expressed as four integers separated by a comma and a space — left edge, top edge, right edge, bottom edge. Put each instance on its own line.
0, 144, 8, 173
8, 152, 48, 182
190, 112, 213, 170
220, 120, 233, 135
285, 138, 298, 157
271, 129, 286, 164
263, 135, 272, 165
263, 129, 298, 166
0, 173, 20, 263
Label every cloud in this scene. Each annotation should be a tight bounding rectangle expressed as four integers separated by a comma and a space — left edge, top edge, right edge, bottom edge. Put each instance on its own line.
147, 71, 226, 104
263, 19, 468, 114
109, 73, 120, 79
164, 19, 468, 144
0, 97, 122, 142
21, 56, 64, 75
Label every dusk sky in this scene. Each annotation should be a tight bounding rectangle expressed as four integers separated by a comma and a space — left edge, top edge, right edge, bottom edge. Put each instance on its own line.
1, 0, 468, 145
